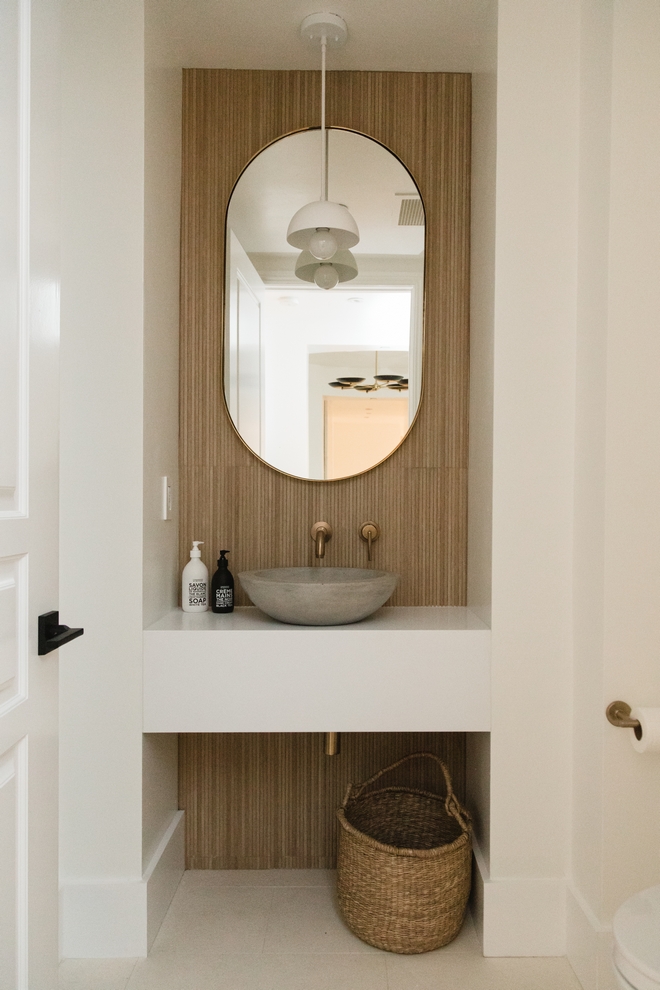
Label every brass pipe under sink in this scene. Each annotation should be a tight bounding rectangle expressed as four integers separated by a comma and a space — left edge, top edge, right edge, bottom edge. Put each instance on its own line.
325, 732, 340, 756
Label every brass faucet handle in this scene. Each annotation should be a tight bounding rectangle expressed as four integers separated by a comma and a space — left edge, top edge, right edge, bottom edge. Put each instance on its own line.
310, 521, 332, 558
359, 521, 380, 561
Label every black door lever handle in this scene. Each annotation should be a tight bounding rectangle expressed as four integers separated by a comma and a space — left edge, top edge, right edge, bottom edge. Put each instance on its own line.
38, 611, 84, 656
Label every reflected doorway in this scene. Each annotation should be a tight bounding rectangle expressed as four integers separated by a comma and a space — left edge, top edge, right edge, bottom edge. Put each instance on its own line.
324, 395, 408, 479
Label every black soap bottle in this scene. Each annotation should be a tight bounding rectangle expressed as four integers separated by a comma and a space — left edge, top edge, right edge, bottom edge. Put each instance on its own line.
211, 550, 234, 613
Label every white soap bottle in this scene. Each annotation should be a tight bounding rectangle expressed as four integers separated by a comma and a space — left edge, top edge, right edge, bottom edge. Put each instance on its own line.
182, 541, 209, 612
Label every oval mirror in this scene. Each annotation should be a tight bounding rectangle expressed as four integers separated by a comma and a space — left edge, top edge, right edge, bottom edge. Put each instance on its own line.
224, 128, 425, 481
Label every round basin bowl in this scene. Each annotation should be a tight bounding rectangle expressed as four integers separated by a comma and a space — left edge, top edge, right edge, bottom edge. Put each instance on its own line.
238, 567, 399, 626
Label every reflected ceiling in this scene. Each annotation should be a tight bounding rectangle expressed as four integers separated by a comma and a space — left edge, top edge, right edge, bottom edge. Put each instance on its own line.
230, 130, 424, 257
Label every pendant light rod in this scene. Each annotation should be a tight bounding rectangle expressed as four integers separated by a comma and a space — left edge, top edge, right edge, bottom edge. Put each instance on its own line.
288, 12, 359, 280
321, 33, 327, 201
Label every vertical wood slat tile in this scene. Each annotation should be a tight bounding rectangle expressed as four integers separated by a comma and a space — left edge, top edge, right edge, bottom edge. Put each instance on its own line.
179, 732, 466, 870
178, 70, 471, 869
179, 69, 471, 605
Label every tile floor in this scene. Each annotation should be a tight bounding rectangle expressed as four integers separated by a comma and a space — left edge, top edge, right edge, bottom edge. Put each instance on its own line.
59, 870, 583, 990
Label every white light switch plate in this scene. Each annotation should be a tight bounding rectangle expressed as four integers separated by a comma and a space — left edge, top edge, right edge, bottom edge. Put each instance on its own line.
161, 476, 173, 520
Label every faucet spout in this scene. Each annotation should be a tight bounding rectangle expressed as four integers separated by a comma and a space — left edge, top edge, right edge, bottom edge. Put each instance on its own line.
310, 521, 332, 559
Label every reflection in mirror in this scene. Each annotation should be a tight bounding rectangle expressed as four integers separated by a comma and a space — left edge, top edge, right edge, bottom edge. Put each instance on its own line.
225, 128, 425, 480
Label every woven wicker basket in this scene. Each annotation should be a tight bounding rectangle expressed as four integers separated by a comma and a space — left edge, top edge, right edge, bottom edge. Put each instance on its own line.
336, 752, 472, 954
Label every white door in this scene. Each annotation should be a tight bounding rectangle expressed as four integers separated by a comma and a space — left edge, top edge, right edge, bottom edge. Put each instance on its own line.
0, 0, 63, 986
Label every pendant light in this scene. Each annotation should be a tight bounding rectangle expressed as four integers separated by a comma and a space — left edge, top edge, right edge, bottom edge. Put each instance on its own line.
288, 13, 359, 287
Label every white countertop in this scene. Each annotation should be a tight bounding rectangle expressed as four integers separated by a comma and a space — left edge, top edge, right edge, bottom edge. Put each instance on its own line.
143, 606, 491, 734
146, 605, 490, 633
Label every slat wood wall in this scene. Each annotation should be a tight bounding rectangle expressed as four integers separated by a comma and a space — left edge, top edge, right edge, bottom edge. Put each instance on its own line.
180, 69, 471, 605
179, 71, 470, 869
180, 733, 466, 870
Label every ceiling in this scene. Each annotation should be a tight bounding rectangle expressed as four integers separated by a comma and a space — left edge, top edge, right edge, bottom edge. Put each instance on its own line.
150, 0, 497, 74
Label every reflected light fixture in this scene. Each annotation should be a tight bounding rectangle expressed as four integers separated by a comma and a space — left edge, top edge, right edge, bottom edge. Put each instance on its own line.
288, 13, 359, 288
329, 376, 408, 392
328, 353, 408, 391
295, 248, 358, 286
314, 265, 339, 290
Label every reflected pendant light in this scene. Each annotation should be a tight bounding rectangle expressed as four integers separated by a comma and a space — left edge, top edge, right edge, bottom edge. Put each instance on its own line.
328, 352, 409, 391
295, 248, 358, 286
287, 13, 359, 288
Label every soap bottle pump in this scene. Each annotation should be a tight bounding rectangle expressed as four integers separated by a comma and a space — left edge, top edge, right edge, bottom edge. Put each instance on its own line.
211, 550, 234, 613
182, 541, 209, 612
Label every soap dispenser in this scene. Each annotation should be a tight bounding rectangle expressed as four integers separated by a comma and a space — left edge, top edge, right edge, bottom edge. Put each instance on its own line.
182, 541, 208, 612
211, 550, 234, 613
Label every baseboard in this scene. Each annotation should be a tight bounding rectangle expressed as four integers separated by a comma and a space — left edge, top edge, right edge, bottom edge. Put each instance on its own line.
60, 811, 184, 958
566, 882, 617, 990
471, 836, 566, 956
60, 876, 149, 958
145, 811, 185, 951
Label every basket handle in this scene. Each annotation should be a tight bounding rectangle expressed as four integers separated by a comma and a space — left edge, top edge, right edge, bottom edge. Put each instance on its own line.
343, 752, 468, 827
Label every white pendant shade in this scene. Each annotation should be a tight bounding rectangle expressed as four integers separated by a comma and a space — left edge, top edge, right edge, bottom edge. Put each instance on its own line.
288, 13, 357, 288
287, 200, 359, 251
295, 248, 358, 284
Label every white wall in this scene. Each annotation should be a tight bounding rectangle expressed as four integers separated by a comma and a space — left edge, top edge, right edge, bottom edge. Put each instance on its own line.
60, 0, 183, 956
59, 0, 146, 954
142, 0, 182, 875
60, 0, 145, 891
568, 0, 613, 984
142, 734, 178, 870
467, 72, 496, 632
482, 0, 660, 971
60, 0, 182, 957
465, 14, 497, 884
481, 0, 580, 955
569, 2, 660, 987
143, 0, 181, 629
601, 0, 660, 911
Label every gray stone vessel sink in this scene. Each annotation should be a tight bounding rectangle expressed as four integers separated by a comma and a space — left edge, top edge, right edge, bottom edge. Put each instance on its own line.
238, 567, 399, 626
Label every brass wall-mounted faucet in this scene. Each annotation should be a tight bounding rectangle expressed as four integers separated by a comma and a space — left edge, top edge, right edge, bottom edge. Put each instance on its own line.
359, 521, 380, 561
310, 521, 332, 558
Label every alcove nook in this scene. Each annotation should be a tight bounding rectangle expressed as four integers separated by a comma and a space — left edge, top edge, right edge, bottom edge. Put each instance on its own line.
126, 12, 496, 957
163, 66, 484, 874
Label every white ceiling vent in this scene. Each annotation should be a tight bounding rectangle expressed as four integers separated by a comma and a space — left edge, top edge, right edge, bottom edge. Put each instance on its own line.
397, 197, 424, 226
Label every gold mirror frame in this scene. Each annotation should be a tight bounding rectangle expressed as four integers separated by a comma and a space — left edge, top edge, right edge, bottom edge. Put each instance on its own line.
221, 125, 427, 483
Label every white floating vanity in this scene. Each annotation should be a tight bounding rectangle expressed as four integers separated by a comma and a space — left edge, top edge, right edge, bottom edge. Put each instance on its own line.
143, 606, 491, 733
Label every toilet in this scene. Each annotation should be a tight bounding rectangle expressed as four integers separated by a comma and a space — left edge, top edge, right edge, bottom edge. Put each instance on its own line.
612, 884, 660, 990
